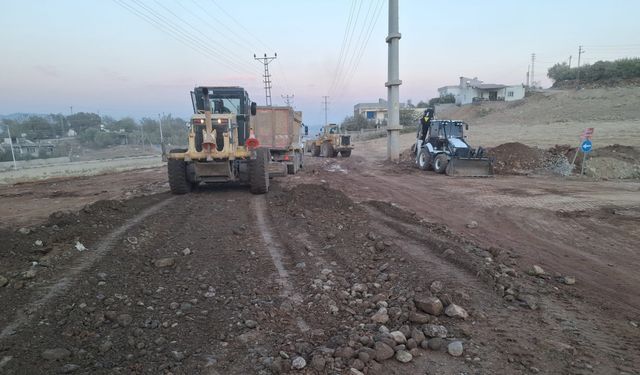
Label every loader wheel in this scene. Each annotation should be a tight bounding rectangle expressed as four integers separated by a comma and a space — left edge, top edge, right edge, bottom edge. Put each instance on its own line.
321, 142, 334, 158
312, 144, 320, 157
340, 150, 351, 157
417, 149, 431, 170
433, 154, 449, 174
168, 158, 191, 194
250, 148, 269, 194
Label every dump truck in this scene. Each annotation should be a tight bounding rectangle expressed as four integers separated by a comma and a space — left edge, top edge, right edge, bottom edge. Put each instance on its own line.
167, 86, 270, 194
310, 124, 353, 157
415, 120, 493, 177
253, 106, 305, 175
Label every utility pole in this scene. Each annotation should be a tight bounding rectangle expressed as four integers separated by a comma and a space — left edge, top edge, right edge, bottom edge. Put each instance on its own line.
69, 106, 73, 115
254, 53, 277, 106
282, 94, 294, 107
158, 113, 165, 159
5, 125, 17, 171
140, 122, 145, 151
321, 96, 329, 126
386, 0, 402, 162
568, 55, 572, 68
526, 65, 530, 87
576, 45, 584, 89
530, 53, 536, 88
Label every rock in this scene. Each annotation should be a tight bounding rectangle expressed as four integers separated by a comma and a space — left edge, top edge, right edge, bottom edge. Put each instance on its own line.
408, 311, 431, 324
350, 368, 365, 375
447, 341, 464, 357
335, 347, 354, 359
99, 341, 113, 353
352, 283, 367, 293
466, 221, 478, 229
23, 269, 37, 279
399, 325, 410, 338
171, 351, 185, 361
182, 248, 191, 256
389, 331, 407, 344
517, 294, 539, 310
42, 348, 71, 361
357, 351, 371, 363
427, 338, 444, 351
60, 364, 80, 373
429, 280, 444, 294
414, 295, 443, 316
374, 342, 394, 361
561, 276, 576, 285
291, 356, 306, 370
371, 307, 389, 324
530, 265, 545, 276
423, 324, 448, 338
75, 242, 86, 252
35, 240, 43, 247
366, 232, 377, 241
311, 354, 326, 371
154, 258, 175, 268
406, 338, 417, 350
18, 227, 30, 234
442, 249, 455, 257
444, 304, 469, 319
410, 328, 425, 343
351, 358, 365, 370
394, 350, 412, 363
0, 275, 8, 288
117, 314, 133, 327
244, 319, 258, 328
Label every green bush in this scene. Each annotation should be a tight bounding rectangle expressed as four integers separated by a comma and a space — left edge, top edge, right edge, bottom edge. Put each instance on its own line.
548, 58, 640, 83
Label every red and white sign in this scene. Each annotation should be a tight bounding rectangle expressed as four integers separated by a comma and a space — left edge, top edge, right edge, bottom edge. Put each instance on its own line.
580, 127, 594, 140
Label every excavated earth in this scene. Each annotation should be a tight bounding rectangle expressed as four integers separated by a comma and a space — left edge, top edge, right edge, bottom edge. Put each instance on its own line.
0, 151, 639, 375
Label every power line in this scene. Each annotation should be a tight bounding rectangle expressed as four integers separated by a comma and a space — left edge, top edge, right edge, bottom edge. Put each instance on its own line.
328, 0, 357, 96
329, 0, 364, 97
254, 53, 278, 106
281, 94, 294, 107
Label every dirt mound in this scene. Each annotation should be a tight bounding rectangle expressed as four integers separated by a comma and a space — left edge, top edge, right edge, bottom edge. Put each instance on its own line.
487, 142, 547, 175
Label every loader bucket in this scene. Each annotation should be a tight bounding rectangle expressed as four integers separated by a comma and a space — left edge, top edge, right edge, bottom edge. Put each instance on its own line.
446, 157, 494, 177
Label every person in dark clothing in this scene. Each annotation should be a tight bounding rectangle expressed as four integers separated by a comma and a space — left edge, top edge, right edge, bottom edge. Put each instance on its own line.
419, 108, 434, 142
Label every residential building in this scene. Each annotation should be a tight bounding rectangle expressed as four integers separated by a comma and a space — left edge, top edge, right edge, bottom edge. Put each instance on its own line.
0, 137, 55, 157
353, 99, 391, 124
438, 76, 525, 105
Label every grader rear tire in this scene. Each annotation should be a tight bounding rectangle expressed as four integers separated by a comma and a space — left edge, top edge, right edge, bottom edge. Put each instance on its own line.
168, 158, 191, 195
250, 148, 269, 194
433, 154, 449, 174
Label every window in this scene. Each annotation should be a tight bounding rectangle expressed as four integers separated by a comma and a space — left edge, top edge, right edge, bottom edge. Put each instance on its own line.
507, 91, 514, 97
366, 111, 376, 119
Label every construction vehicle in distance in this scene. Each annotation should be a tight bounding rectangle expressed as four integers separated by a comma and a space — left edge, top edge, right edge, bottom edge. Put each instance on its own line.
167, 86, 270, 194
415, 120, 493, 177
253, 106, 306, 175
309, 124, 353, 157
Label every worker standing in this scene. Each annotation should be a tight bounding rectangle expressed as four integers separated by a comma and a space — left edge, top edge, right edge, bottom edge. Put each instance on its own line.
419, 108, 434, 142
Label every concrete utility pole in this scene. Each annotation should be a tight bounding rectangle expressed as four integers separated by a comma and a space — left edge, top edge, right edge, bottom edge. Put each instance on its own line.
530, 53, 536, 88
321, 96, 329, 126
282, 94, 294, 107
568, 55, 572, 68
254, 53, 277, 106
158, 113, 165, 159
526, 65, 530, 87
6, 125, 17, 170
386, 0, 402, 162
576, 45, 584, 89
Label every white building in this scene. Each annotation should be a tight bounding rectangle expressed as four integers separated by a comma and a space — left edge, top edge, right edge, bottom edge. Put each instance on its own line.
438, 76, 525, 105
353, 99, 390, 124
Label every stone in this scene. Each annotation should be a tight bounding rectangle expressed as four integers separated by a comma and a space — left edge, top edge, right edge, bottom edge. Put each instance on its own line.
350, 368, 365, 375
394, 350, 412, 363
182, 248, 192, 256
443, 249, 455, 257
60, 364, 80, 373
171, 351, 185, 361
99, 341, 113, 353
530, 265, 545, 276
244, 320, 258, 329
291, 356, 306, 370
366, 232, 377, 241
42, 348, 71, 361
414, 295, 443, 316
411, 328, 425, 343
517, 294, 539, 310
447, 341, 464, 357
335, 346, 355, 359
389, 331, 407, 344
357, 351, 371, 363
18, 227, 30, 234
117, 314, 133, 327
154, 258, 175, 268
23, 269, 37, 279
374, 342, 394, 361
311, 354, 326, 371
430, 280, 444, 294
423, 324, 448, 338
35, 240, 43, 247
406, 338, 417, 350
351, 358, 365, 370
561, 276, 576, 285
352, 283, 367, 293
445, 304, 469, 319
408, 311, 431, 324
466, 221, 478, 229
75, 242, 86, 252
0, 276, 8, 288
427, 338, 444, 351
371, 307, 389, 324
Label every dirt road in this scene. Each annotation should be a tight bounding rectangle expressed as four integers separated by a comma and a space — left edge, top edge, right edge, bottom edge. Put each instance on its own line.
1, 148, 639, 374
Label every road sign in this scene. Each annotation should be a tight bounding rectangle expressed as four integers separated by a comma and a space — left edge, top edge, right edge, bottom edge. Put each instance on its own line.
581, 139, 592, 153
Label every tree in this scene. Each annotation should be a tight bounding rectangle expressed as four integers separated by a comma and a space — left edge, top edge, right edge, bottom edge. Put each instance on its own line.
66, 112, 101, 133
400, 108, 418, 127
341, 114, 375, 131
416, 100, 428, 108
19, 116, 55, 139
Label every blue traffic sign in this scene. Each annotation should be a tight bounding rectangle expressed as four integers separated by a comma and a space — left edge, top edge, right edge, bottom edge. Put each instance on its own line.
581, 139, 592, 153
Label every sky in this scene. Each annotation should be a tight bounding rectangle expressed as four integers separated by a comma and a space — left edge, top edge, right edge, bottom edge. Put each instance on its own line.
1, 0, 639, 126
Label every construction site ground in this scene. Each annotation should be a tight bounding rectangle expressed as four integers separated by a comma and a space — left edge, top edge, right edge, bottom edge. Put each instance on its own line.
1, 135, 639, 375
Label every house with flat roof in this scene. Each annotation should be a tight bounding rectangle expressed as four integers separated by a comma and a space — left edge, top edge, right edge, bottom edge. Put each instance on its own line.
438, 76, 525, 105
